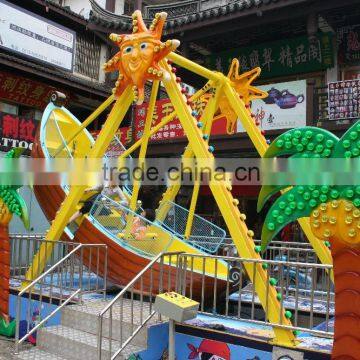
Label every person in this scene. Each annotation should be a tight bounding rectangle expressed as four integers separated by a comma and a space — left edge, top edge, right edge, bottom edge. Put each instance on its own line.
101, 178, 128, 206
131, 208, 156, 240
67, 180, 129, 224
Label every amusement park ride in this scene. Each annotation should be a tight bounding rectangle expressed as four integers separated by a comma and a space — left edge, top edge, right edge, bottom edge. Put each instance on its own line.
6, 9, 357, 359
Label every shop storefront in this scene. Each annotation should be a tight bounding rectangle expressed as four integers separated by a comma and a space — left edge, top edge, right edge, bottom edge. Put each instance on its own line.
0, 71, 62, 154
209, 33, 334, 130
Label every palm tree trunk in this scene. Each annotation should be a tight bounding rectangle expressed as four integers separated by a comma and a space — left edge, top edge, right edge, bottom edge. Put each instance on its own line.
331, 244, 360, 360
0, 224, 10, 322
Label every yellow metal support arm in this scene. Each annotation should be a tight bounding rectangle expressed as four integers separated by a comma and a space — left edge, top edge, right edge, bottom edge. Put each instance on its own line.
162, 60, 296, 346
223, 81, 333, 269
124, 81, 160, 236
54, 95, 115, 157
184, 84, 222, 239
24, 88, 133, 284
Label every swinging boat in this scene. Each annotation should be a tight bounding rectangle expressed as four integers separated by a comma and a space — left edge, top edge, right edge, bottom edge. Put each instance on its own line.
31, 99, 230, 299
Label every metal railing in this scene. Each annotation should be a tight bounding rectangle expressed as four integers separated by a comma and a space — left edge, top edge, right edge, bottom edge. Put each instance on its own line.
10, 235, 77, 282
176, 253, 334, 338
97, 251, 334, 359
157, 200, 226, 254
222, 239, 319, 264
97, 251, 183, 360
14, 238, 108, 354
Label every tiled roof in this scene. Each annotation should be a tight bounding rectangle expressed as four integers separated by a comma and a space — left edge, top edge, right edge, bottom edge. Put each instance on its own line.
0, 51, 110, 97
89, 0, 291, 32
88, 0, 133, 31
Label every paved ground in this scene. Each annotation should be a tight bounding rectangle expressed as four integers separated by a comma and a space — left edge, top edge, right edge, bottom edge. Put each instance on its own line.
0, 336, 31, 359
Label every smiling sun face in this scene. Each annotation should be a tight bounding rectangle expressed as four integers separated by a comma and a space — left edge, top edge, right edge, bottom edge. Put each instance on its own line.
103, 10, 180, 105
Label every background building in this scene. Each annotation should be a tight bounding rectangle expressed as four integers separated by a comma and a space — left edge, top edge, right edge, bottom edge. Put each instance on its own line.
2, 0, 360, 237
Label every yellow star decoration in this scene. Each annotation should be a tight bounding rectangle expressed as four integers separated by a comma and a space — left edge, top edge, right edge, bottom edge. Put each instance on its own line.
103, 10, 180, 105
216, 58, 268, 134
227, 58, 268, 104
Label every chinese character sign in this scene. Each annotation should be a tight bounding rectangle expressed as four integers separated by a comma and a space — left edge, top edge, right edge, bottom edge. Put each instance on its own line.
0, 112, 38, 154
337, 25, 360, 65
328, 80, 360, 120
0, 0, 75, 71
0, 71, 59, 109
134, 99, 229, 141
237, 80, 307, 132
134, 99, 185, 141
209, 33, 334, 78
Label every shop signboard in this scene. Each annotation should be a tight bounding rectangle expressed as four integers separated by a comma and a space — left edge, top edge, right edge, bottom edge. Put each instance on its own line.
0, 112, 38, 154
91, 126, 132, 144
0, 0, 75, 71
237, 80, 307, 132
0, 71, 58, 109
208, 33, 334, 79
134, 98, 228, 141
337, 25, 360, 65
328, 79, 360, 120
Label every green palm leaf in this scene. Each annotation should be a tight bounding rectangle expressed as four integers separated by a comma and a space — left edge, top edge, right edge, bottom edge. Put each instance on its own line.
259, 121, 360, 252
261, 185, 323, 250
332, 120, 360, 158
264, 127, 339, 159
0, 149, 29, 229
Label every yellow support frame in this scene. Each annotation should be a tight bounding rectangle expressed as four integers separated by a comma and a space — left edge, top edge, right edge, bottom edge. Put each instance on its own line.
223, 82, 333, 269
161, 59, 296, 346
124, 81, 160, 236
53, 95, 115, 157
184, 84, 222, 239
164, 52, 332, 268
24, 87, 133, 284
156, 82, 219, 223
24, 38, 331, 345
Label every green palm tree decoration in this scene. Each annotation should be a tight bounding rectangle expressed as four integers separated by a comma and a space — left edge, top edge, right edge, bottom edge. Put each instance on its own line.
0, 148, 29, 337
258, 121, 360, 359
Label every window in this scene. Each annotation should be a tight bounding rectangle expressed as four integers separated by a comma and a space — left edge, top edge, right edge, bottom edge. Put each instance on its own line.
124, 0, 135, 15
0, 101, 18, 115
74, 33, 101, 80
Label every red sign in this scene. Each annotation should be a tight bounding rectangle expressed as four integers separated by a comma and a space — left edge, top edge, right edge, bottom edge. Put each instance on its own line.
0, 112, 38, 154
118, 126, 132, 145
91, 126, 132, 151
134, 98, 228, 141
0, 71, 58, 110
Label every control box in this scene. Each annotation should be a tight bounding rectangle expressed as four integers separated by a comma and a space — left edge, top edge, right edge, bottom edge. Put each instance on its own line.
154, 292, 199, 322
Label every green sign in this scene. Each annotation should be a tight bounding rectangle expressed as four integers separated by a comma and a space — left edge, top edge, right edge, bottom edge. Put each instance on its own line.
207, 33, 334, 78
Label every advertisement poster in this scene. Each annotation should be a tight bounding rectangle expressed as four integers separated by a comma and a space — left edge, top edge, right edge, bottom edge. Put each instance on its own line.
328, 79, 360, 120
0, 0, 75, 71
0, 112, 38, 154
176, 333, 271, 360
238, 80, 307, 132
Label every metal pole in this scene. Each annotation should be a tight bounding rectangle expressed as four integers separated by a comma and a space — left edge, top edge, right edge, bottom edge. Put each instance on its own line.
168, 319, 175, 360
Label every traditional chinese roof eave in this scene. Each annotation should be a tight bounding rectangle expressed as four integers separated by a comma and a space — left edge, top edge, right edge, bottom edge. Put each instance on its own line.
89, 0, 133, 33
88, 0, 309, 34
0, 52, 110, 98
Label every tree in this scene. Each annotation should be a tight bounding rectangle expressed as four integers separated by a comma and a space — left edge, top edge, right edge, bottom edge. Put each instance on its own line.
0, 148, 29, 337
258, 121, 360, 359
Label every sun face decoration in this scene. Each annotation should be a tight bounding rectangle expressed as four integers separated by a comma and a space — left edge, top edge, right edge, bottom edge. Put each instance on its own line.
103, 10, 180, 105
217, 59, 268, 134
